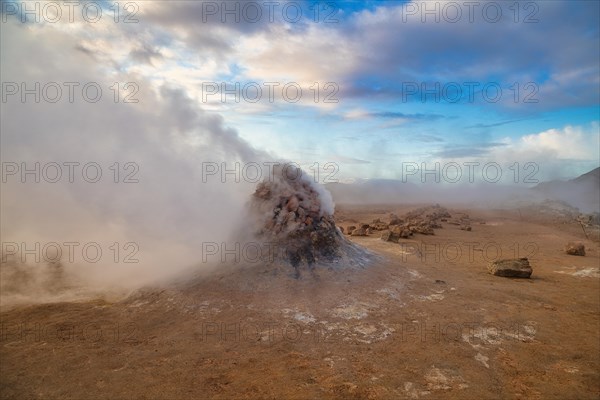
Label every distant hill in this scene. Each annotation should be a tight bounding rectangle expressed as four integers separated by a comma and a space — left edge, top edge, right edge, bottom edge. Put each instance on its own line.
324, 179, 530, 207
533, 167, 599, 213
324, 168, 599, 212
572, 167, 600, 184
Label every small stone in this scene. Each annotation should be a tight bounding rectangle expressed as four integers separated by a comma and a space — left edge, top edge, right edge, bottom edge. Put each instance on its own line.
381, 231, 398, 243
565, 242, 585, 256
286, 195, 299, 212
370, 222, 390, 231
297, 207, 306, 220
351, 227, 367, 236
488, 258, 532, 278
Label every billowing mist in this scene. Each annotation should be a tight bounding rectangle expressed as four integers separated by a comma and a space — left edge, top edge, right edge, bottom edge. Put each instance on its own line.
326, 170, 599, 214
0, 21, 272, 304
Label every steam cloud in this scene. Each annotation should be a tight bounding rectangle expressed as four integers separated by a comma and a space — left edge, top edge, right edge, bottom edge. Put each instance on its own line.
0, 21, 273, 304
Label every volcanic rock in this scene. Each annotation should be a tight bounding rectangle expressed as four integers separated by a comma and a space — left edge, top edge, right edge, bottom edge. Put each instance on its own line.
245, 164, 373, 275
488, 258, 533, 278
352, 228, 367, 236
409, 224, 434, 235
392, 225, 413, 238
402, 205, 453, 235
370, 222, 390, 231
405, 204, 451, 221
381, 231, 399, 243
381, 205, 456, 246
565, 242, 585, 256
389, 214, 402, 225
286, 195, 300, 212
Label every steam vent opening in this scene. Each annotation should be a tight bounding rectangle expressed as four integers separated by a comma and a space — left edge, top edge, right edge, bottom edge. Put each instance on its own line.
245, 164, 374, 276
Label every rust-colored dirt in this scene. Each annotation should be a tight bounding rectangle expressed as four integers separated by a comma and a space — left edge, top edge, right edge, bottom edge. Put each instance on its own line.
1, 205, 599, 399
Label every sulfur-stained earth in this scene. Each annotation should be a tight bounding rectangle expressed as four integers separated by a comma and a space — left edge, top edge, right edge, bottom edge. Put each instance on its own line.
1, 205, 599, 399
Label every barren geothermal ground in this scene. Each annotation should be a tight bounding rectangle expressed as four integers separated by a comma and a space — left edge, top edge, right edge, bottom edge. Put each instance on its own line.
1, 202, 599, 400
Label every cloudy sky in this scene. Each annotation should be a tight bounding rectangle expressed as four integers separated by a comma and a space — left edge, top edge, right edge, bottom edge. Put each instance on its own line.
2, 0, 598, 185
0, 0, 599, 288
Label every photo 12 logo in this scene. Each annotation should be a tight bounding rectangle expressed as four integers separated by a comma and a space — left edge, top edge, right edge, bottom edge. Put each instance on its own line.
1, 241, 140, 264
197, 1, 339, 24
1, 322, 139, 344
195, 320, 336, 344
399, 240, 539, 264
398, 320, 537, 344
1, 1, 140, 24
401, 81, 539, 104
200, 241, 283, 264
1, 82, 140, 104
200, 82, 339, 104
401, 162, 539, 184
201, 161, 339, 184
398, 2, 540, 24
2, 162, 140, 183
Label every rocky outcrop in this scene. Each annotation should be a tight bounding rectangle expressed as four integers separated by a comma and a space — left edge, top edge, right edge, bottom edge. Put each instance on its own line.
379, 205, 451, 243
246, 164, 374, 276
370, 219, 390, 231
381, 226, 412, 243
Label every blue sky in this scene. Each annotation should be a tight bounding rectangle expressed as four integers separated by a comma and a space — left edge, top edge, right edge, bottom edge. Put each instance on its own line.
2, 0, 599, 183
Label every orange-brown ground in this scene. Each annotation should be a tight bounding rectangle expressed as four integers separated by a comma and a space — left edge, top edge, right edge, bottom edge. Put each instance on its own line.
1, 205, 599, 399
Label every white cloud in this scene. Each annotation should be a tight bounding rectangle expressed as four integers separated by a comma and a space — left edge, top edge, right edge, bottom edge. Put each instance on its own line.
343, 108, 370, 119
475, 123, 600, 181
7, 0, 597, 114
519, 124, 600, 160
